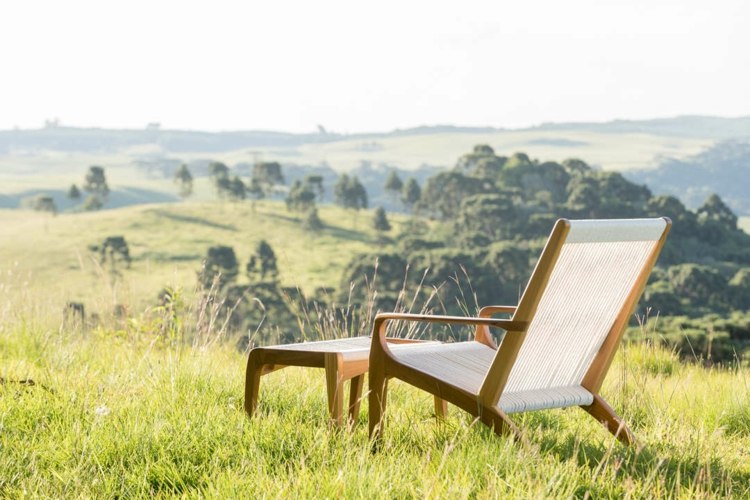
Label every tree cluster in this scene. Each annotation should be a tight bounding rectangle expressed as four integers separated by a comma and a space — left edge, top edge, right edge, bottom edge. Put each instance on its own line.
333, 174, 368, 211
81, 166, 110, 210
338, 144, 750, 357
197, 240, 305, 344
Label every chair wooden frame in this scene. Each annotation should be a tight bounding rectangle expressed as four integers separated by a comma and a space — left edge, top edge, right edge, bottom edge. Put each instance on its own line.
369, 217, 672, 445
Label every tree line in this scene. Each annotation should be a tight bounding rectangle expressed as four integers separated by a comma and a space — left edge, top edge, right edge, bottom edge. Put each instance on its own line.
49, 145, 750, 363
337, 145, 750, 361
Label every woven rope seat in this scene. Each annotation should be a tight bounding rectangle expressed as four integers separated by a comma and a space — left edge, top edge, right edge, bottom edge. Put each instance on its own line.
267, 337, 372, 352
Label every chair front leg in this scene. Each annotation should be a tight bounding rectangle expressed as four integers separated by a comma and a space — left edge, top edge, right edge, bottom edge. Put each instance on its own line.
368, 363, 388, 442
244, 350, 264, 418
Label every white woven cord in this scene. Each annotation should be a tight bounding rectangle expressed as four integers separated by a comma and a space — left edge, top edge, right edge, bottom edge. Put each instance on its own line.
500, 219, 664, 406
389, 218, 666, 415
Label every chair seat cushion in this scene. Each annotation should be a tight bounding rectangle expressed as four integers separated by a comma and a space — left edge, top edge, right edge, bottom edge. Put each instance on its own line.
499, 386, 593, 414
391, 341, 594, 413
391, 341, 494, 394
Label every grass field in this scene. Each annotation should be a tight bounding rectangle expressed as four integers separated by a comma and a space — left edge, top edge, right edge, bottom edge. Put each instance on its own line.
0, 200, 403, 324
1, 311, 749, 496
1, 199, 749, 496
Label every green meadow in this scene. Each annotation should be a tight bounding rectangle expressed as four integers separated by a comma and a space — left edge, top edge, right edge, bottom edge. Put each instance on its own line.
1, 199, 749, 497
1, 310, 749, 496
0, 200, 394, 317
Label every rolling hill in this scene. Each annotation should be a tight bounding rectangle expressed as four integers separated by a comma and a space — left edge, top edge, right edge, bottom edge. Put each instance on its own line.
0, 200, 404, 319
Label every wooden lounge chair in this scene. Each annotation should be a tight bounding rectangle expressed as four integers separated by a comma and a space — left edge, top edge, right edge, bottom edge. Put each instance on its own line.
369, 217, 671, 445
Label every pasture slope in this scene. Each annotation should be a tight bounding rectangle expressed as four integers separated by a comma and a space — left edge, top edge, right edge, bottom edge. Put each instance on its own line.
0, 198, 749, 496
1, 308, 749, 495
0, 200, 397, 320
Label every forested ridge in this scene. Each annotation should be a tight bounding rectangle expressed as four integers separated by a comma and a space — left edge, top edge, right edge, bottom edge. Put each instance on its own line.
187, 145, 750, 364
629, 138, 750, 215
12, 143, 747, 362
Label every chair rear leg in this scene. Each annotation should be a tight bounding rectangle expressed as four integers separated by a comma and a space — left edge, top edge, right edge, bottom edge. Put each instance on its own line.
479, 408, 522, 441
581, 393, 635, 446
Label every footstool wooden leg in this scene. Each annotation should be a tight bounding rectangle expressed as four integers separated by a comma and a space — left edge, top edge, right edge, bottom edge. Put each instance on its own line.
348, 374, 365, 425
244, 351, 264, 418
435, 397, 448, 419
325, 353, 345, 426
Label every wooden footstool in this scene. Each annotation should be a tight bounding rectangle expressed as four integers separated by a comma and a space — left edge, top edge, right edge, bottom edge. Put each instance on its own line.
244, 337, 443, 426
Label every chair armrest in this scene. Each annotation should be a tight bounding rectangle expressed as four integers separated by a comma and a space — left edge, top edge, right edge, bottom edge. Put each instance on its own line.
478, 305, 517, 317
371, 312, 527, 355
375, 312, 526, 330
476, 305, 517, 347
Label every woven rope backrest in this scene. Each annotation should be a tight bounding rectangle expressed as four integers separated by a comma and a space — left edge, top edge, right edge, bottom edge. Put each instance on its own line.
502, 218, 667, 393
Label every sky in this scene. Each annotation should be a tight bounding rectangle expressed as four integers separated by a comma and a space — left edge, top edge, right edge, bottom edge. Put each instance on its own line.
1, 0, 749, 133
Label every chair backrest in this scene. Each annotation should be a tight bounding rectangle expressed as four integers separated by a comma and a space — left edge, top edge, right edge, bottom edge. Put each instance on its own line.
480, 218, 671, 405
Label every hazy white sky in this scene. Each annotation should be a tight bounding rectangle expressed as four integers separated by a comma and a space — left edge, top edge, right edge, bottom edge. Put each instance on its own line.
1, 0, 748, 133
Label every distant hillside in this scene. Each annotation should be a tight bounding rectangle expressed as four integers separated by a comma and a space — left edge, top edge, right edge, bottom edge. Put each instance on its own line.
2, 115, 749, 154
627, 139, 750, 215
1, 186, 179, 211
535, 115, 750, 139
0, 127, 333, 154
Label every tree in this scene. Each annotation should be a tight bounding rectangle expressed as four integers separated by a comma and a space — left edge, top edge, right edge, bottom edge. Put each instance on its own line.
174, 164, 193, 199
208, 161, 230, 179
454, 193, 521, 241
729, 268, 750, 309
31, 195, 57, 215
697, 193, 737, 231
82, 195, 103, 211
373, 207, 391, 233
246, 240, 279, 282
565, 176, 600, 217
67, 184, 81, 203
667, 264, 727, 309
89, 236, 131, 276
498, 159, 570, 205
333, 174, 368, 211
417, 172, 486, 219
228, 176, 247, 201
304, 175, 325, 202
208, 161, 231, 199
589, 171, 650, 218
247, 177, 264, 203
199, 245, 239, 289
384, 171, 403, 201
646, 195, 698, 243
252, 161, 284, 197
561, 158, 592, 177
84, 166, 109, 201
285, 180, 317, 212
303, 208, 324, 232
333, 174, 350, 208
401, 178, 421, 212
456, 144, 506, 179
